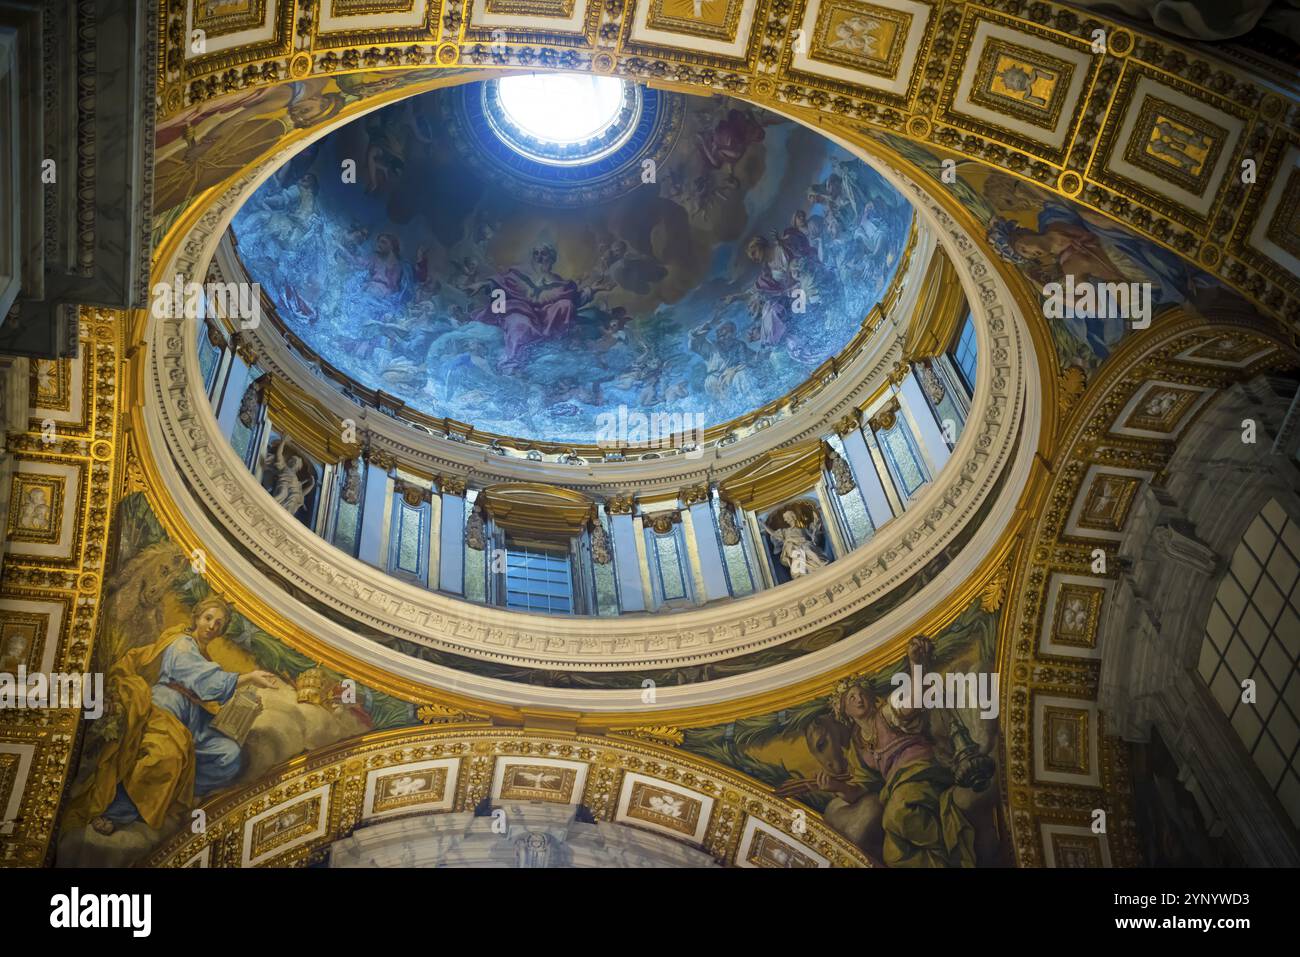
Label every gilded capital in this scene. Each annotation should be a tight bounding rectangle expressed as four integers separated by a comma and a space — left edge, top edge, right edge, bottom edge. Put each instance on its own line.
868, 400, 899, 433
833, 410, 861, 436
679, 483, 711, 506
439, 475, 468, 497
605, 495, 635, 515
394, 479, 429, 508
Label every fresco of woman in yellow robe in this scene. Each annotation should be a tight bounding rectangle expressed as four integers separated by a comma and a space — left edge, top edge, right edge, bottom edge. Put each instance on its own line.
75, 597, 280, 834
816, 670, 977, 868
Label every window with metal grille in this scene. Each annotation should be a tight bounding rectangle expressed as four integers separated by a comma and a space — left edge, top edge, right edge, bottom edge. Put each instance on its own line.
504, 541, 574, 615
1197, 498, 1300, 831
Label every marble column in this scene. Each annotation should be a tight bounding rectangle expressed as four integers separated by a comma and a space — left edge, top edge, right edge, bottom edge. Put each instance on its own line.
838, 426, 893, 528
438, 477, 466, 596
684, 493, 729, 603
356, 457, 393, 570
607, 500, 645, 613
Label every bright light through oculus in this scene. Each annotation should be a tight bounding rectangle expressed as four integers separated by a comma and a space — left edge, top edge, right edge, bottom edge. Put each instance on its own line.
497, 74, 626, 144
484, 75, 642, 167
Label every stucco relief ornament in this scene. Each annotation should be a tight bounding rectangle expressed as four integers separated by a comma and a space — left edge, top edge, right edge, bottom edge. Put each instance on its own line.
826, 446, 857, 495
237, 374, 267, 428
262, 438, 315, 518
919, 361, 946, 405
340, 458, 362, 506
767, 509, 828, 577
590, 519, 613, 565
719, 503, 742, 546
516, 832, 553, 869
466, 503, 487, 551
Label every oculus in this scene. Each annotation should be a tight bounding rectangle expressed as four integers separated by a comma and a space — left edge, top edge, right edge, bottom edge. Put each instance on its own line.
484, 74, 642, 167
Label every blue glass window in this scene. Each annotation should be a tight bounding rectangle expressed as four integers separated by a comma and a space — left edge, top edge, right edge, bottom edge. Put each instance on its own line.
331, 491, 361, 558
197, 325, 222, 398
645, 524, 690, 604
714, 497, 755, 598
952, 312, 977, 393
826, 434, 874, 547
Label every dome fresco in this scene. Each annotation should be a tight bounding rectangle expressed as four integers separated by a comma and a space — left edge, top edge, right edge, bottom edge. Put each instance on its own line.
231, 79, 913, 442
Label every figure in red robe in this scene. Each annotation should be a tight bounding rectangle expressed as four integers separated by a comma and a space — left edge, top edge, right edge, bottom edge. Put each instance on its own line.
470, 244, 590, 370
696, 108, 768, 171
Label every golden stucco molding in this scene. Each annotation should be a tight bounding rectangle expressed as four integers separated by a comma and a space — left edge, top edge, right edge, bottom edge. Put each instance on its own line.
142, 726, 871, 868
0, 310, 125, 867
997, 309, 1297, 867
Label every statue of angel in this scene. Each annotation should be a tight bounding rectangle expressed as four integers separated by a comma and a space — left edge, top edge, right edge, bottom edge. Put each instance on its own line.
767, 508, 829, 577
263, 440, 315, 518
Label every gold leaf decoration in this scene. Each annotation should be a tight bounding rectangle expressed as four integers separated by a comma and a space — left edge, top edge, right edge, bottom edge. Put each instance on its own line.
609, 726, 685, 747
417, 703, 489, 725
979, 561, 1011, 612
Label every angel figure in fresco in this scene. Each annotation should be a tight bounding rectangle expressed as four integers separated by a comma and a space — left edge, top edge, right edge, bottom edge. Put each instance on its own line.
606, 342, 669, 407
362, 107, 410, 193
591, 240, 667, 296
689, 317, 760, 404
244, 172, 322, 250
808, 176, 857, 233
239, 173, 325, 305
685, 104, 777, 220
80, 598, 281, 836
816, 637, 979, 867
341, 233, 416, 353
722, 235, 800, 348
811, 162, 896, 269
694, 105, 771, 173
469, 243, 598, 371
441, 338, 508, 401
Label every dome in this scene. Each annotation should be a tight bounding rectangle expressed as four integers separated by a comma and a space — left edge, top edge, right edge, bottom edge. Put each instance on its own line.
22, 0, 1300, 882
229, 78, 913, 443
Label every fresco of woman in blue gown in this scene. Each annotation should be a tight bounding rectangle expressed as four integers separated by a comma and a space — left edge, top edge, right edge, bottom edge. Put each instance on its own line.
58, 493, 419, 866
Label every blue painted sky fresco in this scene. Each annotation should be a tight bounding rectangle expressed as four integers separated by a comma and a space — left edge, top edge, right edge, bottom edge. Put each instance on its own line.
232, 83, 913, 441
